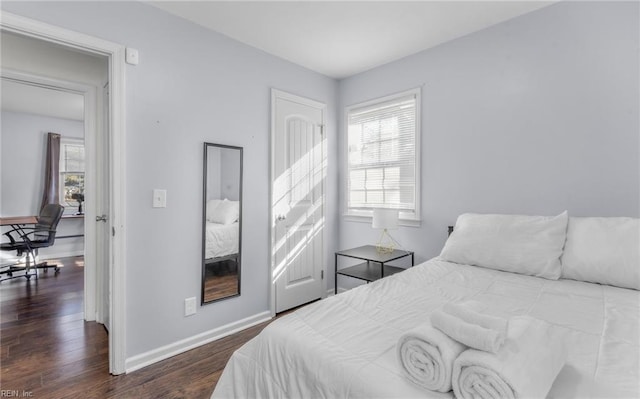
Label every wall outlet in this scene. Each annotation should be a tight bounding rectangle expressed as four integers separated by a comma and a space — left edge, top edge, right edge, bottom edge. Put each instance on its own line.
184, 297, 196, 316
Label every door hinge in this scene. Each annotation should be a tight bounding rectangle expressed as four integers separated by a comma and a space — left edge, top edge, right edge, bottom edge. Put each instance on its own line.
112, 227, 116, 237
318, 124, 324, 135
321, 270, 324, 279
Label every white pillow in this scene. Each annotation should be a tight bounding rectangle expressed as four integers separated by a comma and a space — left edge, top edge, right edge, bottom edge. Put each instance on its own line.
206, 199, 223, 222
440, 211, 568, 279
561, 217, 639, 290
210, 199, 239, 225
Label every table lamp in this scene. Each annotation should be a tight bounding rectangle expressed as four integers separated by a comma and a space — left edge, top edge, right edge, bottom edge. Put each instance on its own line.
72, 192, 85, 215
372, 208, 399, 254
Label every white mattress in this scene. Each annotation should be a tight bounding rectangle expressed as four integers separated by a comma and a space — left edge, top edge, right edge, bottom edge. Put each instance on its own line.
205, 222, 239, 260
212, 258, 640, 398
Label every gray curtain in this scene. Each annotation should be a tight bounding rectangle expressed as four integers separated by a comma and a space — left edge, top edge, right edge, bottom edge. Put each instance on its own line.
40, 132, 61, 212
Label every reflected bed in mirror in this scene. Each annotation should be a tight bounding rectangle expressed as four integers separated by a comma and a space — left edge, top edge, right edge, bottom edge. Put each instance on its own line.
202, 142, 242, 304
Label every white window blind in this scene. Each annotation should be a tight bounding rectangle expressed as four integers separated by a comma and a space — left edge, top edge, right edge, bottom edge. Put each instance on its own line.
346, 90, 419, 219
59, 138, 85, 214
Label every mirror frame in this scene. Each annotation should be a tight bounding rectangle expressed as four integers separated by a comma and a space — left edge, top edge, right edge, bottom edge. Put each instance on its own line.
201, 142, 243, 305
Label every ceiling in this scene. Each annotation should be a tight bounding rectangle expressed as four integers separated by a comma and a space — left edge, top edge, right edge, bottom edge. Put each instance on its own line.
0, 2, 555, 120
1, 79, 84, 121
150, 1, 555, 79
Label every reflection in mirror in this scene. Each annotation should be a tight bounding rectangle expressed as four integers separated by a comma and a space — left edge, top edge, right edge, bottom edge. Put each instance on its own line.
202, 143, 242, 304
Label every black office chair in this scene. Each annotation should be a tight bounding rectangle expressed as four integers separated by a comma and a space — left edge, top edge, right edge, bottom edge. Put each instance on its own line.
1, 204, 65, 281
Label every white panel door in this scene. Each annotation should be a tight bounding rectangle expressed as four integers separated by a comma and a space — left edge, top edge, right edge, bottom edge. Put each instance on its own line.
272, 90, 326, 313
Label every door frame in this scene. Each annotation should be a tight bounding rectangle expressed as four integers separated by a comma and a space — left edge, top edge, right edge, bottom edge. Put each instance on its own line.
269, 88, 327, 317
0, 69, 101, 322
1, 12, 128, 374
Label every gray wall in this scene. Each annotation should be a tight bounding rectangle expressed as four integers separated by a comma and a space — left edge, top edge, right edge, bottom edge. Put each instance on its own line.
1, 111, 83, 216
206, 146, 222, 201
1, 111, 85, 257
0, 1, 339, 359
338, 1, 639, 283
205, 146, 240, 201
220, 148, 241, 201
1, 30, 108, 85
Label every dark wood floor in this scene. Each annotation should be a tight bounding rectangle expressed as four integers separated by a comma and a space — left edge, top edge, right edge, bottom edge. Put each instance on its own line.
0, 256, 273, 398
203, 260, 239, 302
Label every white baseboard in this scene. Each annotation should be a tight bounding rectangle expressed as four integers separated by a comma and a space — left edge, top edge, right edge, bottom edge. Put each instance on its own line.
46, 250, 84, 259
9, 250, 83, 265
125, 310, 272, 373
39, 249, 84, 259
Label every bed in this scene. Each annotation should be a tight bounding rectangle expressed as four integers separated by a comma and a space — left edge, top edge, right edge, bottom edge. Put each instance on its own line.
205, 199, 240, 263
205, 221, 239, 260
212, 213, 639, 398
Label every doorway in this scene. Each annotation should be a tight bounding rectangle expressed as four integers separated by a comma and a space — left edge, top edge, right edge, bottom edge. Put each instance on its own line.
1, 12, 127, 374
271, 89, 327, 314
1, 65, 104, 317
1, 32, 108, 354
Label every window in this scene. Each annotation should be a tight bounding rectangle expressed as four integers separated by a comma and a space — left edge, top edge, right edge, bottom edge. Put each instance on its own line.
59, 138, 85, 214
345, 88, 420, 223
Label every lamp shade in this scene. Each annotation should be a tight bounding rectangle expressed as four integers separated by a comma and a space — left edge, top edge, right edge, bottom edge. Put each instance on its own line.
372, 208, 399, 230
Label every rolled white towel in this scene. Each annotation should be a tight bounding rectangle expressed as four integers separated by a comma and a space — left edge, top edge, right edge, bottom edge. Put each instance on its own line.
452, 316, 568, 399
431, 302, 507, 353
397, 322, 467, 392
443, 301, 508, 332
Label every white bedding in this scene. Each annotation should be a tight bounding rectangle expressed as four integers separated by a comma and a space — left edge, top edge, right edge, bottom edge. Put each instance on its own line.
205, 221, 239, 260
212, 258, 640, 398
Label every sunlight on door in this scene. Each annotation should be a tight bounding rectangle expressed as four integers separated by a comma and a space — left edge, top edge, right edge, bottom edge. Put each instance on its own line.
272, 93, 326, 313
272, 121, 326, 282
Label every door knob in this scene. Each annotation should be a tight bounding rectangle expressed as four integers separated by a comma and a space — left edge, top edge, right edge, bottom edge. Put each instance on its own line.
276, 215, 286, 221
96, 215, 108, 222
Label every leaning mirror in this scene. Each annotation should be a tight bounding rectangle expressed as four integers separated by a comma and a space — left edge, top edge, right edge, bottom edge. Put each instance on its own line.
202, 143, 242, 304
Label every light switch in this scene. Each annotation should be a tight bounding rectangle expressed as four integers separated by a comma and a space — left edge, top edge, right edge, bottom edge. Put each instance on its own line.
152, 189, 166, 208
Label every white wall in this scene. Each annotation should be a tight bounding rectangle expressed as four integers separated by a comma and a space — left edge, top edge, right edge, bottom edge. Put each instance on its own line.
337, 0, 639, 290
1, 111, 85, 257
0, 1, 339, 361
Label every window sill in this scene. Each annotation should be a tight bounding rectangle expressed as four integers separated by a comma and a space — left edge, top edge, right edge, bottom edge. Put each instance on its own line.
61, 214, 85, 220
343, 213, 421, 228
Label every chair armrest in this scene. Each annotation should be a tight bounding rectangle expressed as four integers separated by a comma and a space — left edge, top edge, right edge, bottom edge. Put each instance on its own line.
3, 226, 34, 235
3, 231, 17, 245
4, 227, 54, 242
2, 226, 37, 243
18, 229, 55, 238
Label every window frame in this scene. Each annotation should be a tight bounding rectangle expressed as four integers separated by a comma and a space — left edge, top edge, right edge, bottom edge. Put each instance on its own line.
343, 88, 421, 226
59, 137, 85, 215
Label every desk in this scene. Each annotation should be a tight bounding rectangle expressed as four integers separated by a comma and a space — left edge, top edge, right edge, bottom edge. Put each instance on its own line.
0, 215, 84, 239
0, 216, 38, 244
0, 216, 38, 226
